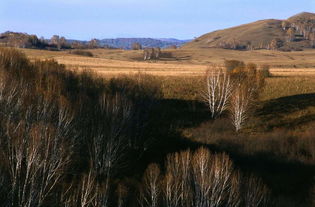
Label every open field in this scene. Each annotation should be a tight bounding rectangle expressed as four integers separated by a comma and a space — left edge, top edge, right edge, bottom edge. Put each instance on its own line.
19, 48, 315, 77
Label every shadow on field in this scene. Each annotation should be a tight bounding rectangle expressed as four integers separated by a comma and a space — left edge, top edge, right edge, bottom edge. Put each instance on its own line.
130, 53, 191, 62
141, 99, 210, 164
258, 93, 315, 129
140, 97, 315, 206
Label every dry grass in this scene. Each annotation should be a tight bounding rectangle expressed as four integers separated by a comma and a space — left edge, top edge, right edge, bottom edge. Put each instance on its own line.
261, 77, 315, 100
16, 48, 315, 78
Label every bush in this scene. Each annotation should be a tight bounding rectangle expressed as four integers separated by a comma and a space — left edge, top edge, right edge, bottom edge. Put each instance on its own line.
260, 64, 271, 78
69, 49, 94, 57
224, 59, 245, 72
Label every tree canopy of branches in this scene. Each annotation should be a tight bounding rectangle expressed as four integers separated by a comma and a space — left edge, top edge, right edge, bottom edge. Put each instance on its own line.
0, 48, 161, 207
139, 148, 270, 207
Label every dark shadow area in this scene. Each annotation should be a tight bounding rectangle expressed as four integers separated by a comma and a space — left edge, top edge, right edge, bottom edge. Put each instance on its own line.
137, 97, 315, 206
130, 54, 191, 62
134, 99, 211, 173
257, 93, 315, 129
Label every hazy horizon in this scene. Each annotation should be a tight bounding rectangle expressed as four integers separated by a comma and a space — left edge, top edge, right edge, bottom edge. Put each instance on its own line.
1, 0, 315, 40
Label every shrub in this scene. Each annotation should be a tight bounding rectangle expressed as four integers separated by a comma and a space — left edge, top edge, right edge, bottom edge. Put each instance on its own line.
70, 49, 94, 57
224, 59, 245, 72
132, 42, 142, 50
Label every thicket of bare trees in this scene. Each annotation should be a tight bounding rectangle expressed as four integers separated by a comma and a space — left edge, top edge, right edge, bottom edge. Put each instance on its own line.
143, 48, 161, 60
203, 60, 268, 131
132, 43, 142, 50
88, 39, 101, 49
0, 48, 161, 206
139, 148, 270, 207
50, 35, 69, 49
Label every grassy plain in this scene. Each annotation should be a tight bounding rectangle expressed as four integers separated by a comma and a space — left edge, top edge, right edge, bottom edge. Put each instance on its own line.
19, 48, 315, 77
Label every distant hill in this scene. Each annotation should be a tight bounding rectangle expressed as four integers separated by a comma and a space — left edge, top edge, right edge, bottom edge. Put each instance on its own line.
183, 12, 315, 51
0, 31, 190, 50
98, 38, 190, 49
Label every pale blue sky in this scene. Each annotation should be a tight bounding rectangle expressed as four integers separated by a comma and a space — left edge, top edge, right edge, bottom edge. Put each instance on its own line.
1, 0, 314, 40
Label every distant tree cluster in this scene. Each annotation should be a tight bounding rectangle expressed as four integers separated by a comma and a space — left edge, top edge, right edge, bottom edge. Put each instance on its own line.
214, 17, 315, 51
217, 39, 247, 50
49, 35, 69, 49
0, 32, 46, 48
269, 38, 284, 50
132, 42, 142, 50
0, 32, 112, 50
143, 47, 161, 60
281, 19, 315, 47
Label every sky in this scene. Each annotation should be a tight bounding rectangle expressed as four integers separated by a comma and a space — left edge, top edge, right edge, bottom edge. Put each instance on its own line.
1, 0, 315, 40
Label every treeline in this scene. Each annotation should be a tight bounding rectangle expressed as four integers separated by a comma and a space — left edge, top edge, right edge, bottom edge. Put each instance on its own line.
0, 32, 187, 51
0, 32, 115, 50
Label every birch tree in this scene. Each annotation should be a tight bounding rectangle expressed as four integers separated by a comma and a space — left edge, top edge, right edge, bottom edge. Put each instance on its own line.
140, 164, 161, 207
230, 84, 254, 132
0, 98, 76, 207
202, 68, 233, 118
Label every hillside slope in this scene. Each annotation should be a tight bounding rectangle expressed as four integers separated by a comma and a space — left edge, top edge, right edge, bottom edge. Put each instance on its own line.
183, 12, 315, 50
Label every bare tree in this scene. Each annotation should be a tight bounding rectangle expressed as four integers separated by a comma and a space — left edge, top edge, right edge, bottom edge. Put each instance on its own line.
163, 154, 182, 207
154, 47, 161, 59
59, 36, 67, 48
132, 42, 142, 50
116, 182, 128, 207
140, 164, 161, 207
192, 148, 234, 207
85, 93, 132, 207
243, 175, 269, 207
50, 35, 61, 49
144, 48, 154, 60
143, 48, 161, 60
0, 98, 76, 207
281, 21, 290, 30
163, 151, 192, 207
191, 148, 212, 207
88, 39, 100, 49
202, 68, 233, 118
140, 148, 270, 207
230, 84, 253, 132
269, 38, 283, 50
226, 171, 241, 207
62, 169, 98, 207
0, 167, 9, 207
286, 28, 296, 42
